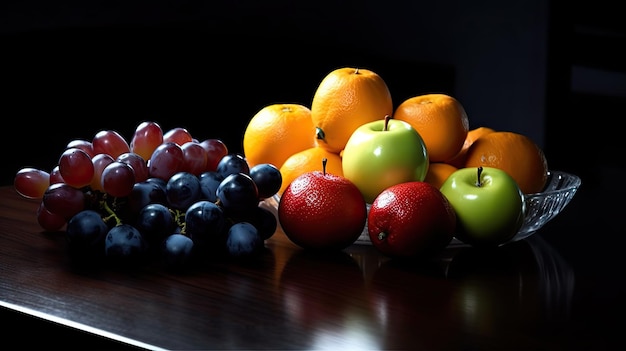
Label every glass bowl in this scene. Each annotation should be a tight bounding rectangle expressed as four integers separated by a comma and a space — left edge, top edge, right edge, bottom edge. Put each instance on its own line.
266, 170, 581, 248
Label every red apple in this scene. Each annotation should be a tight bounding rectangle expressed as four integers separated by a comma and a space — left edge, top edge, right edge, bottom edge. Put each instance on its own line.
367, 181, 456, 259
278, 159, 367, 250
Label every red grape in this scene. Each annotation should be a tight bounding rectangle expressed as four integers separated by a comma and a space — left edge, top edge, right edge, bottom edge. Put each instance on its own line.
199, 138, 228, 172
181, 141, 208, 176
130, 121, 163, 161
49, 165, 65, 184
91, 153, 115, 192
117, 152, 149, 183
66, 139, 95, 158
163, 127, 193, 146
42, 183, 86, 219
37, 201, 67, 231
58, 147, 95, 188
92, 130, 130, 159
14, 167, 50, 199
148, 142, 185, 181
101, 161, 136, 198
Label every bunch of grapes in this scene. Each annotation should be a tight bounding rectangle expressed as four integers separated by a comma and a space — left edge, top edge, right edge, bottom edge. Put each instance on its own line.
13, 121, 282, 271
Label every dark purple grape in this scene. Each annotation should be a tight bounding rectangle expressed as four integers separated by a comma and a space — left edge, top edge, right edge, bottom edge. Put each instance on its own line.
198, 171, 224, 202
105, 224, 147, 265
249, 163, 282, 199
166, 171, 201, 211
228, 205, 277, 241
161, 233, 194, 270
135, 203, 176, 247
249, 206, 278, 240
146, 176, 167, 188
216, 153, 250, 179
216, 173, 259, 214
65, 209, 108, 261
226, 222, 263, 258
127, 180, 168, 215
185, 200, 226, 248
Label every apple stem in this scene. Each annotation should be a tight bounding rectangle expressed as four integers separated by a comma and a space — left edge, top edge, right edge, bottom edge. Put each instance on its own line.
384, 114, 392, 131
476, 166, 484, 187
322, 158, 328, 176
378, 232, 388, 241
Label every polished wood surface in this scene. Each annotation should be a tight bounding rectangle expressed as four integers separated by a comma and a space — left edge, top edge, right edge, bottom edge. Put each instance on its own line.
0, 182, 622, 350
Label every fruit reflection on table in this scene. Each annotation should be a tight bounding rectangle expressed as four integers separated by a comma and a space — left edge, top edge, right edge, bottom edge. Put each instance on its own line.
258, 230, 577, 349
276, 233, 575, 349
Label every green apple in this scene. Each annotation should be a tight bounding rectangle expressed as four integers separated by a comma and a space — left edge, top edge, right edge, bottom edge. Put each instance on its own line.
439, 166, 525, 246
342, 115, 429, 203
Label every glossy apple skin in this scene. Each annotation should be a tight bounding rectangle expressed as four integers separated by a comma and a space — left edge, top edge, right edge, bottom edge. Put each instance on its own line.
342, 119, 429, 203
439, 167, 525, 246
368, 181, 456, 259
278, 171, 368, 251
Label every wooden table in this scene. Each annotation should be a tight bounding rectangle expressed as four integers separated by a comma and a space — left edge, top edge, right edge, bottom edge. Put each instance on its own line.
0, 182, 622, 350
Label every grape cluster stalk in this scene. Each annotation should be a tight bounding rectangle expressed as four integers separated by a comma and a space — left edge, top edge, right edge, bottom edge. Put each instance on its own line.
13, 121, 282, 271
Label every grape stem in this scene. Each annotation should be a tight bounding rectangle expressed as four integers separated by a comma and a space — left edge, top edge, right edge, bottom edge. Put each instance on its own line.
101, 199, 123, 226
171, 209, 186, 234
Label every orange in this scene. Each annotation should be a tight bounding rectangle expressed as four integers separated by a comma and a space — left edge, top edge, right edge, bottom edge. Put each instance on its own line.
464, 131, 549, 194
311, 67, 393, 154
278, 146, 344, 196
447, 126, 496, 168
424, 162, 458, 189
243, 103, 317, 170
393, 93, 469, 163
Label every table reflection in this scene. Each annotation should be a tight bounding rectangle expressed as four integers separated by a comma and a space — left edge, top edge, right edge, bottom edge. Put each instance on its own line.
278, 250, 382, 349
361, 234, 573, 348
446, 234, 575, 325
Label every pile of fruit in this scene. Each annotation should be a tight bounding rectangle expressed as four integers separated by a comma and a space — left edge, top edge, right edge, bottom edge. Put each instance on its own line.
13, 66, 551, 270
243, 67, 549, 258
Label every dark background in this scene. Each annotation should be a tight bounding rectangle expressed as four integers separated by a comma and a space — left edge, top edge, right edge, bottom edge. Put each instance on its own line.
2, 1, 625, 186
1, 1, 626, 348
